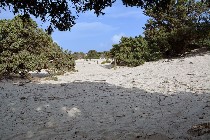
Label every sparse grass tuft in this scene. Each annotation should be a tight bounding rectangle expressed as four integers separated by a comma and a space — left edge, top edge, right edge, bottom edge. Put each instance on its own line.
45, 76, 58, 81
101, 59, 111, 64
101, 61, 106, 64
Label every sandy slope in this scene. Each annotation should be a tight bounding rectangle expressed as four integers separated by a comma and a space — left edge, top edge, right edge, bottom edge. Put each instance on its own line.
0, 53, 210, 140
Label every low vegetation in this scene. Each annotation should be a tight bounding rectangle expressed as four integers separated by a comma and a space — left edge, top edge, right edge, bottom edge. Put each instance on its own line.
0, 15, 75, 78
72, 52, 86, 60
110, 36, 149, 67
45, 76, 58, 81
101, 59, 111, 64
144, 0, 210, 58
0, 1, 209, 74
110, 0, 210, 67
85, 50, 100, 59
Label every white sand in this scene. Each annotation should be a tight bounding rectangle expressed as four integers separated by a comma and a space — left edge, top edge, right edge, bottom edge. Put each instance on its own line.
0, 54, 210, 140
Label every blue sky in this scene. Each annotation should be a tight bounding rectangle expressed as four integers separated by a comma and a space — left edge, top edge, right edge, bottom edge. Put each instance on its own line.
0, 1, 149, 53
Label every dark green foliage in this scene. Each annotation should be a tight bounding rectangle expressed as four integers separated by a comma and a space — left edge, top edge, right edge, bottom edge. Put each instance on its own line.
84, 50, 111, 60
144, 0, 210, 58
3, 0, 207, 32
86, 50, 100, 59
110, 36, 149, 67
103, 51, 111, 59
0, 16, 75, 77
45, 44, 75, 74
72, 52, 86, 60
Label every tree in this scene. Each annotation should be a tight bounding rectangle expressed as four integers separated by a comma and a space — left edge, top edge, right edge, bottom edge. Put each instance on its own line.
144, 0, 210, 57
0, 15, 75, 77
72, 52, 86, 60
0, 0, 198, 33
102, 51, 111, 59
110, 36, 149, 67
86, 50, 100, 59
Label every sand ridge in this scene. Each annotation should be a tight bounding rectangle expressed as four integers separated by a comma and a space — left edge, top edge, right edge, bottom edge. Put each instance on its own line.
0, 53, 210, 140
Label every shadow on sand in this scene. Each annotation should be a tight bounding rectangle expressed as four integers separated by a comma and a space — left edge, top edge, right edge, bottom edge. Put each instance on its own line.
0, 80, 210, 140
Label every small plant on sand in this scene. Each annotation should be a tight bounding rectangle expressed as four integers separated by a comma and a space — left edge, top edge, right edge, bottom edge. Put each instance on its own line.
101, 59, 111, 64
101, 61, 106, 64
105, 59, 111, 63
45, 76, 58, 81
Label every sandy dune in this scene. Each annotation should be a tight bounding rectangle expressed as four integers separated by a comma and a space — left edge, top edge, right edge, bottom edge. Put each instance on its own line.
0, 53, 210, 140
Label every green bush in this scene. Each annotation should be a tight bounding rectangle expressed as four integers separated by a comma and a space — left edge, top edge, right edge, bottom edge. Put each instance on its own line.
105, 60, 111, 63
144, 1, 210, 57
45, 76, 58, 81
86, 50, 100, 59
72, 52, 86, 60
110, 36, 150, 67
101, 61, 106, 64
101, 59, 111, 64
0, 15, 75, 78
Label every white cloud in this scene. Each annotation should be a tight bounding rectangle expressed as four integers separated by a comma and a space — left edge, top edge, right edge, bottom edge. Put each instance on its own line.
73, 22, 117, 32
110, 11, 142, 18
112, 33, 125, 44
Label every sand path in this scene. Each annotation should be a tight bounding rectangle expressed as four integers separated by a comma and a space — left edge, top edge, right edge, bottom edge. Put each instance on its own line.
0, 54, 210, 140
